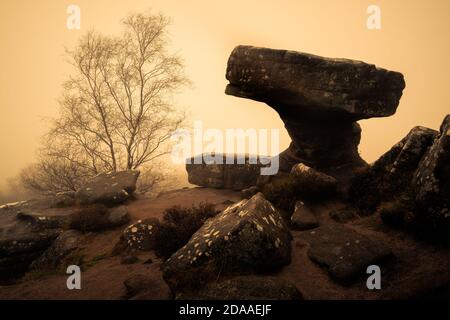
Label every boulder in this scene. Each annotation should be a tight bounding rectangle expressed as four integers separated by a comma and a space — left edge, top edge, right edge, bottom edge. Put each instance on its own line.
75, 170, 140, 206
123, 274, 172, 300
290, 201, 319, 230
290, 163, 337, 196
123, 218, 162, 251
69, 204, 130, 232
0, 230, 59, 282
225, 45, 405, 176
176, 276, 302, 300
349, 126, 438, 213
301, 224, 392, 281
329, 208, 358, 223
240, 186, 259, 199
108, 206, 130, 226
30, 230, 83, 270
17, 211, 68, 231
226, 46, 405, 120
186, 154, 263, 190
51, 191, 76, 208
162, 193, 291, 292
413, 115, 450, 232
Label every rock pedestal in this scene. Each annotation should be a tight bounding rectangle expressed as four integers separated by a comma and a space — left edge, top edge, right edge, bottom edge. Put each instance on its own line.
225, 46, 406, 176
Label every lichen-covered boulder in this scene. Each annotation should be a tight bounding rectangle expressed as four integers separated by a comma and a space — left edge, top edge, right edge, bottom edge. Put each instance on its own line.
349, 126, 438, 213
290, 163, 337, 196
30, 230, 83, 270
162, 193, 291, 292
123, 218, 162, 251
413, 115, 450, 232
0, 230, 59, 282
302, 224, 392, 281
226, 46, 406, 120
75, 170, 140, 206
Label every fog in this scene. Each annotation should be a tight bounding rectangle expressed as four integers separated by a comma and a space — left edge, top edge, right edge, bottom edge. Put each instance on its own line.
1, 0, 449, 198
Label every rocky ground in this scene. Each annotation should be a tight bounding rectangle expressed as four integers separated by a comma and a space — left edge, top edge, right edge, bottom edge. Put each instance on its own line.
0, 186, 448, 300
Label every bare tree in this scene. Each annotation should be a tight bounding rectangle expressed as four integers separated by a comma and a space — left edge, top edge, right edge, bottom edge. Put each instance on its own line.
20, 12, 190, 194
56, 12, 188, 171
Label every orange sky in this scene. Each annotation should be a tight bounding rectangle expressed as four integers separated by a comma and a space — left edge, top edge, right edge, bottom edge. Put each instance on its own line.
1, 0, 449, 189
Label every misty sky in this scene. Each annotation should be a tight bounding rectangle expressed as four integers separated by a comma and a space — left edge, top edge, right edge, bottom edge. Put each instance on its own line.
1, 0, 449, 190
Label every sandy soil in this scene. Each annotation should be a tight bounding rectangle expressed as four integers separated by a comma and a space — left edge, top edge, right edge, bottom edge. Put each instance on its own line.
0, 187, 449, 300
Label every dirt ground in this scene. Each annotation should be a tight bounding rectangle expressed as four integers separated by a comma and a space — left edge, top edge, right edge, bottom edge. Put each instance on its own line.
0, 187, 449, 300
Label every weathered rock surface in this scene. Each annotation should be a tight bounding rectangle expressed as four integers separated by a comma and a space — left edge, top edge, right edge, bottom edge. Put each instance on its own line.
226, 46, 405, 120
108, 206, 131, 226
301, 224, 392, 281
123, 218, 161, 251
186, 154, 263, 190
162, 193, 291, 291
0, 230, 59, 282
226, 45, 405, 176
349, 126, 438, 213
290, 201, 319, 230
329, 208, 358, 223
51, 191, 76, 208
240, 186, 259, 199
123, 274, 172, 300
68, 205, 130, 232
176, 276, 302, 300
30, 230, 83, 270
413, 115, 450, 231
75, 170, 140, 206
17, 211, 68, 231
290, 163, 337, 195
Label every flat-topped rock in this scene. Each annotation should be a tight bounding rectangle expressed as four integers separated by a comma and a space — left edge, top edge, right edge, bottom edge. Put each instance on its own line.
186, 154, 263, 190
75, 170, 140, 206
226, 45, 405, 120
301, 224, 392, 281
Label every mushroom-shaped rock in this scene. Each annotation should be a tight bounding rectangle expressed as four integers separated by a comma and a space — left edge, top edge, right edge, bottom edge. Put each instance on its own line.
162, 193, 291, 292
75, 170, 140, 206
225, 45, 406, 175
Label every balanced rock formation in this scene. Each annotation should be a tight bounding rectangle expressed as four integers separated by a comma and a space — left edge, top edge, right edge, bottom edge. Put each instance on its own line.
186, 154, 263, 190
225, 45, 406, 177
75, 170, 140, 206
162, 193, 291, 292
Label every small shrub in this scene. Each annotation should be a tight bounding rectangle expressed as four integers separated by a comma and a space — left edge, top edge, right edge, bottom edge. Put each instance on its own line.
348, 167, 383, 215
261, 175, 299, 216
153, 202, 218, 259
69, 204, 110, 232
